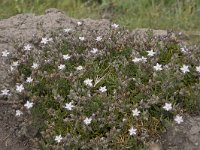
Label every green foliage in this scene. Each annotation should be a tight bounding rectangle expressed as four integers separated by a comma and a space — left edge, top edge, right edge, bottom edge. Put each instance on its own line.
83, 96, 103, 116
18, 64, 32, 78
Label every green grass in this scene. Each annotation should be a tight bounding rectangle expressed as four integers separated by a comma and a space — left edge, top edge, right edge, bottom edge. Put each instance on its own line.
0, 0, 200, 31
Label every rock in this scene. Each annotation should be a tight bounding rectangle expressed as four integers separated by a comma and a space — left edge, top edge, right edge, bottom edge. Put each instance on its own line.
162, 115, 200, 150
148, 142, 163, 150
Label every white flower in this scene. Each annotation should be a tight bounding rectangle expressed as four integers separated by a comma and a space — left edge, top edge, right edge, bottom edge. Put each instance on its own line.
174, 115, 183, 124
163, 103, 172, 111
153, 63, 163, 71
12, 61, 19, 67
55, 135, 63, 143
32, 63, 39, 69
132, 108, 140, 117
84, 117, 92, 125
76, 66, 83, 71
196, 66, 200, 73
48, 38, 53, 42
147, 49, 156, 57
64, 102, 74, 111
15, 110, 23, 117
64, 28, 72, 33
63, 54, 71, 60
99, 86, 107, 93
132, 57, 142, 63
41, 37, 49, 44
58, 64, 65, 70
129, 127, 137, 136
180, 47, 188, 53
180, 65, 190, 74
79, 37, 85, 41
2, 50, 10, 57
16, 84, 24, 92
10, 66, 14, 71
96, 36, 102, 42
111, 23, 119, 28
1, 89, 10, 96
26, 77, 33, 83
24, 100, 33, 109
24, 44, 32, 51
141, 56, 147, 62
44, 59, 50, 63
122, 118, 127, 122
91, 48, 98, 54
84, 78, 93, 87
77, 21, 82, 26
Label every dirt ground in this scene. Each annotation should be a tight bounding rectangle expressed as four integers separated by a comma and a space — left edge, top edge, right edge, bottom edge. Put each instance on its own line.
0, 8, 200, 150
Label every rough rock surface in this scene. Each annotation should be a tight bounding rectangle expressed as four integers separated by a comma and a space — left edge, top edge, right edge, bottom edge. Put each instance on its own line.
162, 115, 200, 150
0, 8, 199, 150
